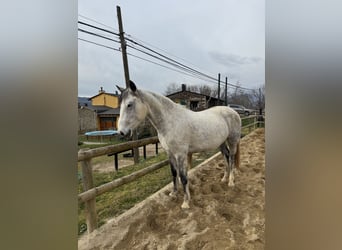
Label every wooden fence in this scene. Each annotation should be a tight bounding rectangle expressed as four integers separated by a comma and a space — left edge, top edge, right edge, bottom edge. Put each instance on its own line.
78, 114, 264, 233
241, 114, 265, 135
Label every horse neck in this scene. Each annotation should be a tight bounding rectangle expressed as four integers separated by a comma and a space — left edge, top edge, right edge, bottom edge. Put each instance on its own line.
140, 90, 178, 133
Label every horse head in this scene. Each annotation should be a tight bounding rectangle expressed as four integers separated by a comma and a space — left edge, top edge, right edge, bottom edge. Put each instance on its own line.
116, 81, 148, 136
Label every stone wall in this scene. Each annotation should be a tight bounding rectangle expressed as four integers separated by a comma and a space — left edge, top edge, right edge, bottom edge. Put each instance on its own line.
78, 107, 97, 134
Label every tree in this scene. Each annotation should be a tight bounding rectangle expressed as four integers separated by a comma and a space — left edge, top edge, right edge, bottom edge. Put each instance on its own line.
252, 84, 265, 110
198, 84, 213, 96
164, 82, 181, 95
227, 81, 259, 108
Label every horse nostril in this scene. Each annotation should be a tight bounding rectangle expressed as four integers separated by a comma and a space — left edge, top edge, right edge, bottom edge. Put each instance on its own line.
120, 131, 125, 136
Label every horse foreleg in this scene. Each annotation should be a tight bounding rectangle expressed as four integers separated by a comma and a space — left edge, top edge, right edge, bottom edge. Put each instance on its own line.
169, 159, 179, 198
179, 156, 190, 209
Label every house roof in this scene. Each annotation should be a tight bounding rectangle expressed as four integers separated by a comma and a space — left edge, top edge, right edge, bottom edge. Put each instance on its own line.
88, 105, 111, 113
97, 108, 120, 116
166, 90, 224, 102
89, 92, 119, 100
166, 90, 205, 98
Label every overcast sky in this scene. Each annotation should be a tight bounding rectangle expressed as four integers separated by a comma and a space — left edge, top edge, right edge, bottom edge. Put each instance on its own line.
78, 0, 264, 97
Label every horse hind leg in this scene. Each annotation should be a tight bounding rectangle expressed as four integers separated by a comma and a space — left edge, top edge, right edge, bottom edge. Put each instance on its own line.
220, 143, 230, 183
227, 140, 240, 187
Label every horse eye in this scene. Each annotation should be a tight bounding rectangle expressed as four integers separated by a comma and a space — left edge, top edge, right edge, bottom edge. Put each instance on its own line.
127, 103, 132, 108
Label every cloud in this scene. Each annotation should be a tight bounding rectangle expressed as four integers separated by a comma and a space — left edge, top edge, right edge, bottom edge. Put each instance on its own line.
209, 51, 262, 67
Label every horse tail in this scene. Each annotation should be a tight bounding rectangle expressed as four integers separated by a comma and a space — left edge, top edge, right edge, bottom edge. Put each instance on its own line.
235, 142, 240, 169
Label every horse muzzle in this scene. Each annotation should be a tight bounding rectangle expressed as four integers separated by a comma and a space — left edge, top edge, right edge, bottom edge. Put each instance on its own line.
118, 128, 132, 137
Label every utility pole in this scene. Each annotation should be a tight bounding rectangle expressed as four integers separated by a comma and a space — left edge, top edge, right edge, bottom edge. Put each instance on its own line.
217, 73, 221, 106
225, 76, 228, 106
117, 6, 130, 87
117, 5, 139, 164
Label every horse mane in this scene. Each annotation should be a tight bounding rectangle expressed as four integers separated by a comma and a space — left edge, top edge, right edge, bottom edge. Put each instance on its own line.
139, 89, 184, 111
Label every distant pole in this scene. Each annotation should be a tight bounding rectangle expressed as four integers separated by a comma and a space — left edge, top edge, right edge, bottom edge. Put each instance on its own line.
217, 73, 221, 106
117, 5, 139, 164
225, 76, 228, 105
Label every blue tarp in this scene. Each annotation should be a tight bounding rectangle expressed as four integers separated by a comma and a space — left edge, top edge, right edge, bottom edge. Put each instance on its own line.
84, 130, 118, 136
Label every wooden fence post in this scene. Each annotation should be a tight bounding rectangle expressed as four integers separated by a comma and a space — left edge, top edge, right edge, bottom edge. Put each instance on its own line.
114, 153, 119, 171
80, 148, 98, 233
143, 145, 147, 159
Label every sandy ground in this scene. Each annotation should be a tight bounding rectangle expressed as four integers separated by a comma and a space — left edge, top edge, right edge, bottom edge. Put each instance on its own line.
79, 128, 265, 250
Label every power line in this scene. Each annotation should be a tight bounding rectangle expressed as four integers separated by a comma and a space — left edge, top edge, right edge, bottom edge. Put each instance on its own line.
78, 21, 256, 91
78, 28, 121, 44
130, 34, 258, 90
77, 21, 227, 86
126, 37, 218, 82
79, 14, 119, 33
78, 21, 120, 37
78, 36, 216, 84
127, 53, 212, 82
78, 14, 198, 69
77, 21, 206, 79
126, 38, 255, 90
78, 38, 120, 52
126, 33, 207, 72
127, 43, 214, 81
79, 32, 255, 90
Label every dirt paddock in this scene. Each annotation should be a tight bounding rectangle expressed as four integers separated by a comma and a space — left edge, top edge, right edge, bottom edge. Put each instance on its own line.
79, 128, 265, 250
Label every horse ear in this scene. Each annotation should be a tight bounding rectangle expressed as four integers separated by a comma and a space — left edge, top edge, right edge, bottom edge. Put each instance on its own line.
116, 85, 125, 93
129, 80, 137, 92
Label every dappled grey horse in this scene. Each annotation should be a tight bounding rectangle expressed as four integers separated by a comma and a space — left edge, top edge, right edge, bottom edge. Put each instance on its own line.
117, 81, 241, 209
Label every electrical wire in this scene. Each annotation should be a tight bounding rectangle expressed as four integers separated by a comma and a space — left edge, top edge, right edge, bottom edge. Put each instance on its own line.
78, 38, 120, 52
78, 21, 120, 37
77, 21, 257, 91
78, 28, 121, 44
79, 14, 119, 33
126, 37, 217, 82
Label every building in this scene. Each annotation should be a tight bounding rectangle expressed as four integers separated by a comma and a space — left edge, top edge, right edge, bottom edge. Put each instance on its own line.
166, 84, 225, 111
78, 106, 97, 133
88, 87, 119, 108
78, 87, 121, 133
88, 87, 121, 130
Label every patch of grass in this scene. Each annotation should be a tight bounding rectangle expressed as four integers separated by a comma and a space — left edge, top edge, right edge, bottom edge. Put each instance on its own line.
78, 153, 169, 234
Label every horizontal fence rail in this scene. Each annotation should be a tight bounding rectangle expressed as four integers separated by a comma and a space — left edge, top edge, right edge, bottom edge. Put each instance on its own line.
78, 114, 265, 233
78, 159, 169, 203
78, 136, 159, 161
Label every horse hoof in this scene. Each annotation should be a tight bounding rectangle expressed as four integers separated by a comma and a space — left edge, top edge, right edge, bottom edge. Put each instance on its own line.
221, 177, 227, 182
228, 181, 235, 187
181, 201, 190, 209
